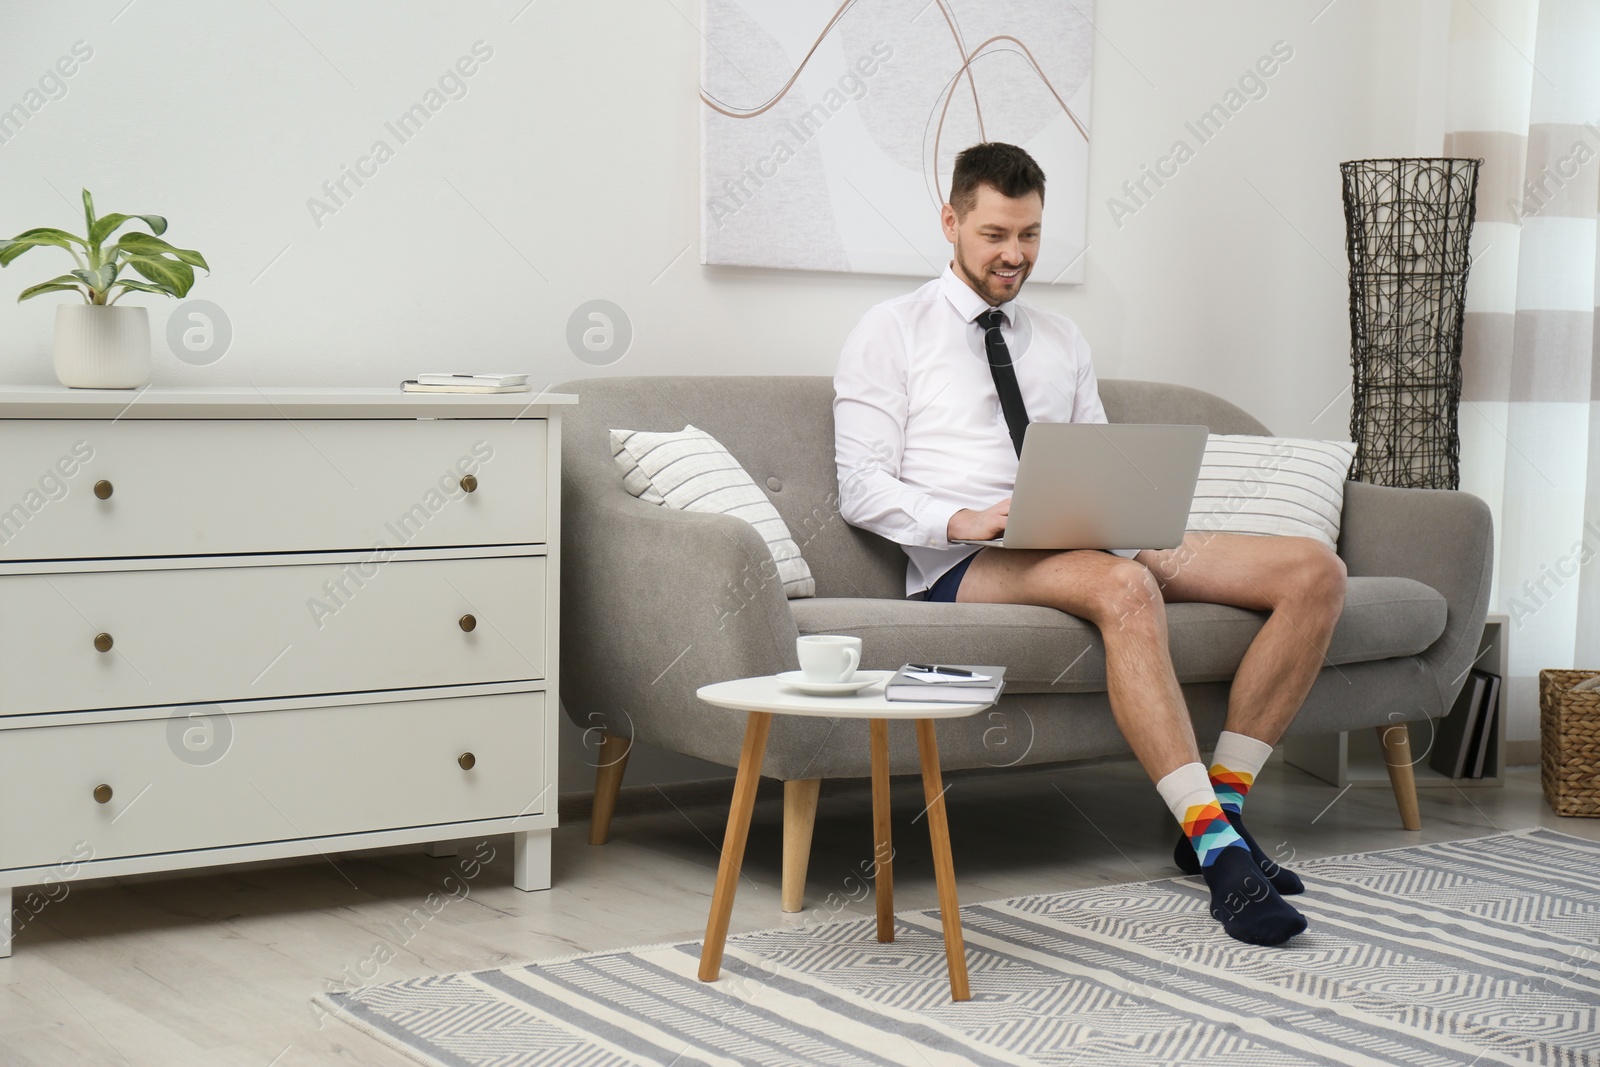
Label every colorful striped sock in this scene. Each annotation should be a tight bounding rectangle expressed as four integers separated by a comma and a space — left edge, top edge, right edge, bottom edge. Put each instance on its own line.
1156, 762, 1247, 868
1209, 731, 1273, 814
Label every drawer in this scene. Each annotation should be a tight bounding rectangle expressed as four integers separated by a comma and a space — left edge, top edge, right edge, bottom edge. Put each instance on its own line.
0, 691, 547, 870
0, 419, 547, 561
0, 555, 546, 714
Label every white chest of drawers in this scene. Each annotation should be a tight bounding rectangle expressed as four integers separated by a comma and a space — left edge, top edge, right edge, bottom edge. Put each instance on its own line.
0, 386, 573, 956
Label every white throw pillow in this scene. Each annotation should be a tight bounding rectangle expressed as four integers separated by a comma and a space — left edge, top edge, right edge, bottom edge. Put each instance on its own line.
1185, 434, 1358, 550
610, 424, 816, 599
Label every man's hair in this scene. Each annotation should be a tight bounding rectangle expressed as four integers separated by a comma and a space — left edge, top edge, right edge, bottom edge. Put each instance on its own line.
948, 142, 1046, 219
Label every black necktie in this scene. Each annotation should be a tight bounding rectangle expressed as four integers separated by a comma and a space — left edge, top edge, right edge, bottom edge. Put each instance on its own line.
978, 308, 1029, 457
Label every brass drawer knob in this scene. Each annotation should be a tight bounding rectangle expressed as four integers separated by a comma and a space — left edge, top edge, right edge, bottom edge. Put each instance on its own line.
460, 474, 478, 493
94, 479, 114, 500
459, 614, 477, 632
458, 752, 476, 770
93, 632, 114, 653
93, 784, 113, 804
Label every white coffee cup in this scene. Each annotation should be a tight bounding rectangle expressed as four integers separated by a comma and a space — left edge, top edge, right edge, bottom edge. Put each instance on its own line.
797, 634, 861, 683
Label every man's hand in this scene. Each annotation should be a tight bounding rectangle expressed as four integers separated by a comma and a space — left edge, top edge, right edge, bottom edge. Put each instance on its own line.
947, 498, 1010, 541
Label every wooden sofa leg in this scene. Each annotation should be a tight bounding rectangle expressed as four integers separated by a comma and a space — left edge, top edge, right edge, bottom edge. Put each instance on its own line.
588, 731, 632, 845
782, 779, 822, 913
1376, 723, 1423, 831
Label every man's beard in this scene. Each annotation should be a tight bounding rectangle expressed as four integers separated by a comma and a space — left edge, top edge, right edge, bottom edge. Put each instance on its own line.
954, 241, 1031, 306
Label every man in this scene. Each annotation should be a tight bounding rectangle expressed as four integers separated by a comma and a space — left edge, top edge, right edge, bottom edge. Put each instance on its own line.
833, 142, 1345, 946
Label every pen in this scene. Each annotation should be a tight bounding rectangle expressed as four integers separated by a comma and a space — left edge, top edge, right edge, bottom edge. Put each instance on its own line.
908, 663, 974, 677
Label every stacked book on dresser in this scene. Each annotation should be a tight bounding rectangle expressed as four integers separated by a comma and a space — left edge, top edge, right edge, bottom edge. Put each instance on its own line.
1429, 668, 1502, 779
401, 373, 532, 394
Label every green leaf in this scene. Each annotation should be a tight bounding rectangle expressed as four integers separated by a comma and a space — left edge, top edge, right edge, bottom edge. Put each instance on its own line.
109, 279, 179, 299
90, 212, 168, 246
125, 254, 194, 296
0, 228, 87, 267
116, 231, 206, 270
18, 279, 87, 303
7, 226, 88, 246
71, 264, 117, 292
82, 189, 95, 236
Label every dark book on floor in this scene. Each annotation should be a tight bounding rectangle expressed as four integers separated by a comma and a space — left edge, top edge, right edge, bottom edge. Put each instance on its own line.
1429, 670, 1487, 779
1466, 672, 1502, 778
885, 664, 1006, 704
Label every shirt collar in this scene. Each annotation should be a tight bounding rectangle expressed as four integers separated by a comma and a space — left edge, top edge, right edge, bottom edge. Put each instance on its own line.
939, 262, 1017, 327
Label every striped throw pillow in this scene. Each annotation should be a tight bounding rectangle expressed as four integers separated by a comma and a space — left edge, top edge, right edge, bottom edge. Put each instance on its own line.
1185, 434, 1358, 550
610, 425, 816, 599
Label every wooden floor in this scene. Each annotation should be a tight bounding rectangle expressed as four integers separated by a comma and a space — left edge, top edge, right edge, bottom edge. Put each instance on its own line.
2, 760, 1595, 1066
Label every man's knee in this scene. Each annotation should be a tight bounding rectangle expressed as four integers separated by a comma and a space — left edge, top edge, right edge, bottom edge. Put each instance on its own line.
1285, 540, 1346, 619
1082, 558, 1163, 627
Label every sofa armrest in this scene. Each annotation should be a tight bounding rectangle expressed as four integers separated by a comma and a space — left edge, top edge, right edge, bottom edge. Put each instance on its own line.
1336, 480, 1494, 716
559, 475, 800, 754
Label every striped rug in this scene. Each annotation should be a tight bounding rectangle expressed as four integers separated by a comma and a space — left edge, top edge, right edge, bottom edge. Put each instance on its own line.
319, 828, 1600, 1066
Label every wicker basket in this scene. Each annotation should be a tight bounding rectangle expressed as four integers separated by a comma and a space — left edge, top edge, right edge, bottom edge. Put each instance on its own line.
1539, 669, 1600, 817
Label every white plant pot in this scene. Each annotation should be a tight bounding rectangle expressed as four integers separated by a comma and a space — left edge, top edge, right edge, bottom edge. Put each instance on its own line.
52, 304, 152, 389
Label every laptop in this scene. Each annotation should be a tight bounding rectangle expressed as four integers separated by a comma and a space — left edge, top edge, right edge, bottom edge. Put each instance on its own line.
952, 423, 1209, 551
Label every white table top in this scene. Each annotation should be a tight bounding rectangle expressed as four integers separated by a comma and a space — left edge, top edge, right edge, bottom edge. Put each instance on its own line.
696, 672, 992, 719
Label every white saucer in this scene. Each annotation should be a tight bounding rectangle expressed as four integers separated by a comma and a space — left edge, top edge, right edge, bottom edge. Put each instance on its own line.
775, 670, 881, 696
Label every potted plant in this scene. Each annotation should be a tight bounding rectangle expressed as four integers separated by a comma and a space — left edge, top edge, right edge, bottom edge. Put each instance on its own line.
0, 189, 209, 388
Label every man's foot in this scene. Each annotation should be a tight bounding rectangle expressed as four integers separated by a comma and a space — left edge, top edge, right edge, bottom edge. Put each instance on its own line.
1174, 810, 1304, 894
1203, 846, 1308, 946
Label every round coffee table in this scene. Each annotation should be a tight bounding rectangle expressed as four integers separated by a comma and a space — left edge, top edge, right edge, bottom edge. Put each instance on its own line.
693, 671, 993, 1002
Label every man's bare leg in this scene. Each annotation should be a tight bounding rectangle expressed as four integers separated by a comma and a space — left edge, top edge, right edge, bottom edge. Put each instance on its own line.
1137, 532, 1346, 745
957, 547, 1199, 780
1135, 532, 1347, 891
956, 546, 1307, 945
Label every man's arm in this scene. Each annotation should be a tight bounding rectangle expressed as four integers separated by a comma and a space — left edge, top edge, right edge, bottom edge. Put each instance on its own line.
834, 308, 968, 548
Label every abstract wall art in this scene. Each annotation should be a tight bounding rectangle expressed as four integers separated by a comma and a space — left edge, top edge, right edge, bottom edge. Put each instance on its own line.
700, 1, 1094, 282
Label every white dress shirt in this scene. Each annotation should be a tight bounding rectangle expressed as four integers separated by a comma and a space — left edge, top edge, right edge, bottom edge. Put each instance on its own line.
834, 265, 1110, 597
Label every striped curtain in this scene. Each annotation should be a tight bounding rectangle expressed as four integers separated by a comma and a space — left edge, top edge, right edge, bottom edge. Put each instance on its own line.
1448, 0, 1600, 743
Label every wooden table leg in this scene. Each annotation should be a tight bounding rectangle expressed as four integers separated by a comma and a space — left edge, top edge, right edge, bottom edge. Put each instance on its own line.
699, 710, 773, 982
915, 719, 970, 1002
869, 718, 894, 943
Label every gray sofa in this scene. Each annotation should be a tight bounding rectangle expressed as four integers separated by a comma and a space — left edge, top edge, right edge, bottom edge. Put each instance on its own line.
557, 376, 1494, 909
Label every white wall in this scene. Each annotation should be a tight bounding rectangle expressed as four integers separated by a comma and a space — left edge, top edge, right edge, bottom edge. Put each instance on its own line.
1, 1, 1447, 790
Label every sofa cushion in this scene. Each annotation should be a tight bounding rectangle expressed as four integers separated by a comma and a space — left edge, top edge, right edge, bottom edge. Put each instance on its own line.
1186, 434, 1357, 549
611, 424, 815, 598
789, 575, 1446, 694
